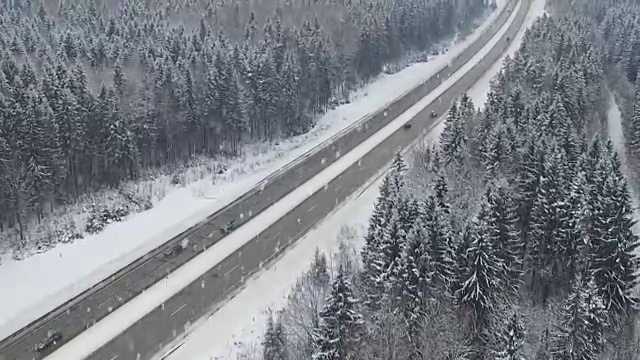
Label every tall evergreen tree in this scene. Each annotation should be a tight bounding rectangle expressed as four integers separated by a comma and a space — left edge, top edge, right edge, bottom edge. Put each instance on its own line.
480, 185, 523, 296
440, 101, 468, 165
494, 313, 526, 360
550, 277, 606, 360
313, 268, 364, 360
588, 154, 640, 316
263, 313, 288, 360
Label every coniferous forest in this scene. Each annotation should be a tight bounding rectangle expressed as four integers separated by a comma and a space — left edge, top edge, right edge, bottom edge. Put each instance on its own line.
0, 0, 492, 258
255, 4, 640, 360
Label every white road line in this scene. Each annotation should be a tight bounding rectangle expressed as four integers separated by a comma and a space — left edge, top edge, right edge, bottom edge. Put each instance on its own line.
170, 304, 187, 317
223, 265, 238, 278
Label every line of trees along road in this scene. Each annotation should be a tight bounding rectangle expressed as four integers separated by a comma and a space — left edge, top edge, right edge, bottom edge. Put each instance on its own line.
0, 0, 492, 257
255, 10, 640, 360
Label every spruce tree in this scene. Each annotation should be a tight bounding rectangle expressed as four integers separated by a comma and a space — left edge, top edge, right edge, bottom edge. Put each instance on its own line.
455, 221, 503, 324
440, 101, 468, 165
550, 277, 606, 360
480, 185, 523, 296
589, 155, 640, 316
494, 313, 526, 360
396, 215, 433, 335
313, 268, 364, 360
263, 314, 287, 360
423, 197, 456, 294
433, 174, 450, 213
361, 175, 394, 310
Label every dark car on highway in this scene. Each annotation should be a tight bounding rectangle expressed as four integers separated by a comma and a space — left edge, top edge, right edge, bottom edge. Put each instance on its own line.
35, 330, 63, 353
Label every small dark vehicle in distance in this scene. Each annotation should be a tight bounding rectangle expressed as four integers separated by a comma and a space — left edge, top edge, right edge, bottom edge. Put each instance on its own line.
163, 243, 184, 259
430, 111, 438, 118
35, 330, 63, 353
506, 37, 511, 42
403, 123, 412, 129
220, 220, 237, 235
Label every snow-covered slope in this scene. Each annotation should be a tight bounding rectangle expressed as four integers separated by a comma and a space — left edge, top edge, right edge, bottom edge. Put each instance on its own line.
153, 1, 547, 359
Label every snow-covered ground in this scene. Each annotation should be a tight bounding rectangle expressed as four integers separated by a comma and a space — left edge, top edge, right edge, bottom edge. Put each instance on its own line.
0, 1, 509, 341
154, 1, 547, 359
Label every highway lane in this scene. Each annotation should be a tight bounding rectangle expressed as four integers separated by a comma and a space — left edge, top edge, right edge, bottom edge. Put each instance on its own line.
81, 0, 532, 359
0, 2, 518, 359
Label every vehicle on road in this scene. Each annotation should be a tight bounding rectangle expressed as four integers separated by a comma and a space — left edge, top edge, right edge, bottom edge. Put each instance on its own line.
506, 36, 511, 42
430, 111, 438, 118
220, 220, 237, 235
163, 243, 184, 259
35, 329, 63, 353
403, 123, 412, 129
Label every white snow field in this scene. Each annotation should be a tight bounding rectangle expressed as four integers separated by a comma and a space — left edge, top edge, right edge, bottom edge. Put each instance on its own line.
148, 1, 549, 359
0, 1, 508, 341
42, 2, 526, 359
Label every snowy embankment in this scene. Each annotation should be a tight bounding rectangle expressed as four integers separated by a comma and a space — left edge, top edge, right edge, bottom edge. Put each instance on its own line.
0, 0, 508, 343
154, 1, 548, 359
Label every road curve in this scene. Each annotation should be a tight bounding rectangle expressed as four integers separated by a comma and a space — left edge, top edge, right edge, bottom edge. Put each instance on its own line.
0, 3, 518, 360
76, 0, 530, 359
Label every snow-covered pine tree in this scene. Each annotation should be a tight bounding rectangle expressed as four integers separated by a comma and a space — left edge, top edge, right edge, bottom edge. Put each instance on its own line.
389, 152, 408, 195
550, 276, 606, 360
455, 219, 503, 325
527, 154, 568, 303
113, 61, 126, 96
423, 196, 456, 295
313, 267, 365, 360
395, 215, 433, 336
589, 153, 640, 317
440, 101, 468, 165
562, 169, 591, 285
433, 174, 450, 213
361, 175, 394, 310
311, 248, 331, 288
454, 219, 504, 358
480, 185, 522, 296
263, 313, 288, 360
494, 312, 525, 360
361, 155, 410, 309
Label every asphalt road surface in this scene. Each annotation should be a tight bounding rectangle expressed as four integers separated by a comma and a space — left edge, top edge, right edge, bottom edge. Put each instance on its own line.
0, 2, 521, 360
89, 1, 531, 360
